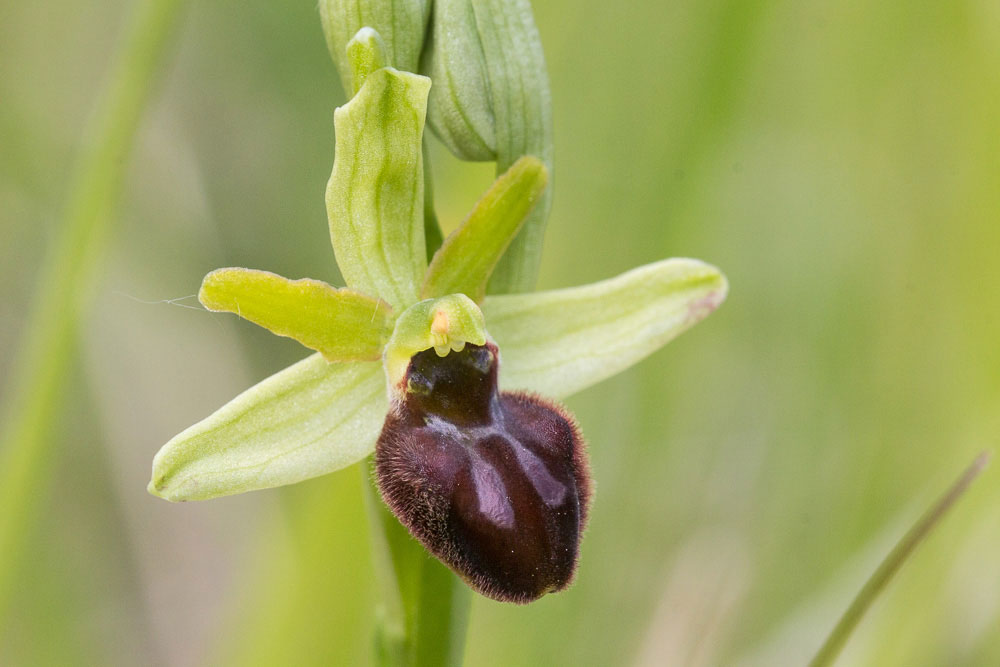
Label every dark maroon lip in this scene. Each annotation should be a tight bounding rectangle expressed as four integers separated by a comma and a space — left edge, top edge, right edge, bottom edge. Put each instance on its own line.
375, 342, 592, 603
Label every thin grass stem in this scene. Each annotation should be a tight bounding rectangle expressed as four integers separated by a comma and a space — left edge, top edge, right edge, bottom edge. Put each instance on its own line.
0, 0, 187, 629
809, 451, 991, 667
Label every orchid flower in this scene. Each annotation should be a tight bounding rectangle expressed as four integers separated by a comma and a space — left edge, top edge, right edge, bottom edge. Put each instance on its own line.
148, 27, 727, 604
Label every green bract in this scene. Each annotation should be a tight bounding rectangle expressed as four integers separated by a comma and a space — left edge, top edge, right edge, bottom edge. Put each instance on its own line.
148, 27, 728, 502
421, 0, 553, 294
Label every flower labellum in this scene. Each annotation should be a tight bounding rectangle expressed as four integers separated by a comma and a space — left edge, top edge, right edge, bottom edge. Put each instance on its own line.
376, 341, 591, 603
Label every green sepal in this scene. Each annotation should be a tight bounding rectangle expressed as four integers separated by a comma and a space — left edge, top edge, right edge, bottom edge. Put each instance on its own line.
421, 156, 548, 303
199, 268, 394, 362
485, 258, 728, 398
327, 67, 431, 310
319, 0, 431, 95
148, 355, 387, 501
383, 294, 488, 390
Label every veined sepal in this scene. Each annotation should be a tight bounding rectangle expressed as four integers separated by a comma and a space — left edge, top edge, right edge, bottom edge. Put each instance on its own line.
148, 355, 387, 502
327, 64, 431, 310
485, 258, 729, 398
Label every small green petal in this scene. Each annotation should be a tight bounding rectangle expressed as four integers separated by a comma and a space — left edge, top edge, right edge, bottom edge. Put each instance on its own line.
148, 355, 387, 501
484, 258, 728, 399
421, 156, 548, 303
327, 67, 430, 310
383, 294, 488, 389
198, 268, 394, 362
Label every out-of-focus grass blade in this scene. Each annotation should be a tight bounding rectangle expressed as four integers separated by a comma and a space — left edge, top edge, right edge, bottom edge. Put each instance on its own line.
0, 0, 187, 633
809, 451, 992, 667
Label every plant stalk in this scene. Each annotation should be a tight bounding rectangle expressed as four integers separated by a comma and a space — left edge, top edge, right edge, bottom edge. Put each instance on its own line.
0, 0, 186, 629
360, 110, 473, 667
363, 469, 471, 667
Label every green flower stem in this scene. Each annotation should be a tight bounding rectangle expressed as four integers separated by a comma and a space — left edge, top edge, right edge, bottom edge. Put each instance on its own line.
411, 546, 471, 667
364, 470, 470, 667
809, 451, 991, 667
0, 0, 186, 628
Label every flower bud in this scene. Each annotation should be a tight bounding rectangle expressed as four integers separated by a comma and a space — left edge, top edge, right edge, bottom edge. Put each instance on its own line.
421, 0, 552, 169
320, 0, 431, 94
375, 342, 591, 603
420, 0, 495, 161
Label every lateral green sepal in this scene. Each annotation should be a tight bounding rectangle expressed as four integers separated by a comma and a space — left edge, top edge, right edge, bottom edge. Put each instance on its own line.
199, 268, 394, 362
485, 258, 728, 398
148, 354, 387, 501
422, 156, 548, 303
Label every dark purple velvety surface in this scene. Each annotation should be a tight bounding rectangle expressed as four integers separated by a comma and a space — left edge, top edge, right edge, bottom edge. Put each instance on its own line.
376, 343, 591, 603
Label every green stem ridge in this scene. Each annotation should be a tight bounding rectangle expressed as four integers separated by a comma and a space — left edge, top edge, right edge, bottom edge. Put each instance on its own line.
809, 451, 992, 667
0, 0, 186, 629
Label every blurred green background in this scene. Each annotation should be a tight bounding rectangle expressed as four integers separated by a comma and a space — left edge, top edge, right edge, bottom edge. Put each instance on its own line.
2, 0, 999, 664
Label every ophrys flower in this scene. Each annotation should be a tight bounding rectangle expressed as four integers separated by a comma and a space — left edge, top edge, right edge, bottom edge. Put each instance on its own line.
148, 28, 727, 603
